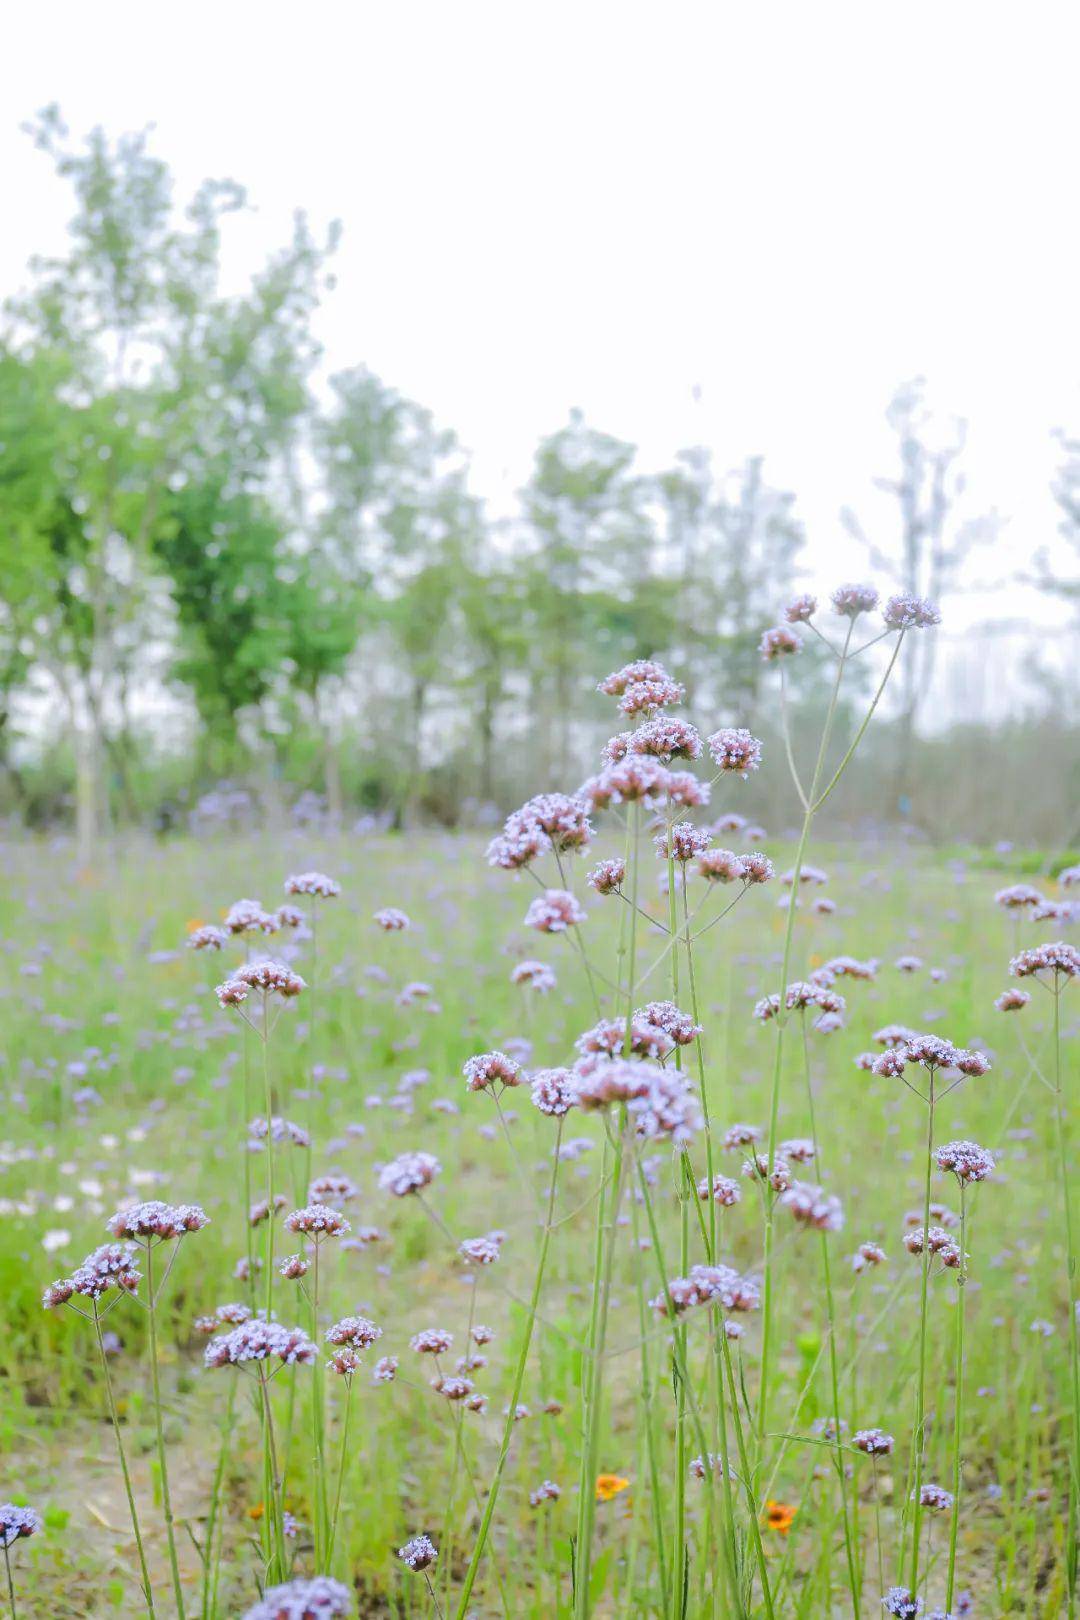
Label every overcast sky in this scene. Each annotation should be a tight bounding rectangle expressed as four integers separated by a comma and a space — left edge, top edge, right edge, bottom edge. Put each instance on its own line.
3, 2, 1079, 642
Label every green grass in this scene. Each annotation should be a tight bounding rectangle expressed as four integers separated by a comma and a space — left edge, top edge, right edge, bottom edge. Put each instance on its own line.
0, 828, 1075, 1617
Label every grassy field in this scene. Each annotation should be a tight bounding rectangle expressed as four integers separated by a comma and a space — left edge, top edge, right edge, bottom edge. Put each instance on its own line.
0, 822, 1075, 1619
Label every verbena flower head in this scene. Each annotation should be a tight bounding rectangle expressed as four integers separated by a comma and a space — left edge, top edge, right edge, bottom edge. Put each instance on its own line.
275, 903, 306, 930
995, 883, 1044, 910
629, 717, 702, 761
598, 659, 670, 697
513, 792, 594, 852
106, 1201, 209, 1243
571, 1058, 701, 1143
784, 593, 817, 623
463, 1051, 523, 1092
995, 987, 1030, 1012
249, 1115, 310, 1148
618, 675, 686, 716
188, 925, 228, 952
882, 592, 941, 630
584, 756, 669, 808
44, 1237, 142, 1302
780, 1181, 844, 1232
1010, 941, 1080, 982
529, 1479, 561, 1505
851, 1240, 887, 1274
650, 1261, 759, 1317
284, 872, 341, 899
511, 959, 556, 993
697, 848, 746, 883
698, 1173, 742, 1206
935, 1140, 995, 1183
903, 1227, 962, 1267
241, 1574, 353, 1618
459, 1236, 502, 1265
204, 1318, 317, 1370
0, 1505, 40, 1546
326, 1315, 382, 1350
722, 1122, 761, 1150
854, 1427, 894, 1455
225, 899, 278, 935
524, 889, 586, 933
410, 1328, 453, 1354
531, 1068, 575, 1117
741, 851, 774, 884
655, 822, 711, 863
373, 907, 410, 931
707, 728, 762, 775
486, 815, 551, 870
913, 1482, 954, 1512
576, 1016, 673, 1063
831, 582, 879, 617
587, 857, 626, 895
216, 959, 305, 1007
882, 1591, 923, 1618
398, 1533, 438, 1571
760, 625, 801, 660
665, 769, 710, 808
308, 1174, 358, 1206
636, 1000, 701, 1045
283, 1205, 351, 1239
378, 1151, 441, 1197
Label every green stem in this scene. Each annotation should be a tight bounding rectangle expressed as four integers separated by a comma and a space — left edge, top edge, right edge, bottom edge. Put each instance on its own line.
203, 1372, 237, 1620
574, 1120, 630, 1620
945, 1183, 967, 1610
146, 1243, 186, 1619
759, 622, 853, 1451
455, 1120, 563, 1618
4, 1543, 16, 1620
327, 1376, 354, 1570
93, 1304, 156, 1617
907, 1077, 936, 1595
1051, 985, 1079, 1616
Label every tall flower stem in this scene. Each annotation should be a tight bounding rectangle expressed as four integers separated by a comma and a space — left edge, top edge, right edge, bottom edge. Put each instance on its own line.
310, 1242, 329, 1567
664, 818, 690, 1611
455, 1119, 563, 1619
760, 621, 906, 1460
3, 1542, 15, 1620
800, 1022, 859, 1614
759, 622, 853, 1451
145, 1242, 186, 1619
326, 1375, 354, 1570
261, 1000, 275, 1319
203, 1375, 237, 1620
573, 1118, 630, 1620
258, 1370, 288, 1584
906, 1075, 937, 1595
93, 1302, 156, 1617
945, 1182, 968, 1610
1050, 983, 1079, 1616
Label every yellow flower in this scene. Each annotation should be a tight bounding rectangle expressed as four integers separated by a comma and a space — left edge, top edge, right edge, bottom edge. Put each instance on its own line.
595, 1473, 630, 1502
763, 1499, 796, 1535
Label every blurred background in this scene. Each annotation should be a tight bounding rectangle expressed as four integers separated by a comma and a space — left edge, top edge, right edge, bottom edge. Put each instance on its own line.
0, 5, 1076, 854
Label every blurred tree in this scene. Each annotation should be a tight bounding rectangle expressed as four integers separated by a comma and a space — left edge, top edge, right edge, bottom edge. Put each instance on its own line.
841, 379, 999, 793
1045, 429, 1080, 614
654, 450, 805, 720
520, 410, 658, 781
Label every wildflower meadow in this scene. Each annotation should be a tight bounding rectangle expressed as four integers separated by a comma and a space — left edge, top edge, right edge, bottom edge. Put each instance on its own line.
1, 587, 1076, 1619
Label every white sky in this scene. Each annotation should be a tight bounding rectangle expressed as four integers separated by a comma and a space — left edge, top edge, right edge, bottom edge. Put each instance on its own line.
2, 2, 1079, 646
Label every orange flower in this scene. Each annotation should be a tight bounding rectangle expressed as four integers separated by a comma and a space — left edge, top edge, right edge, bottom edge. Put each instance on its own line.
595, 1473, 630, 1502
763, 1499, 796, 1535
247, 1502, 265, 1520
